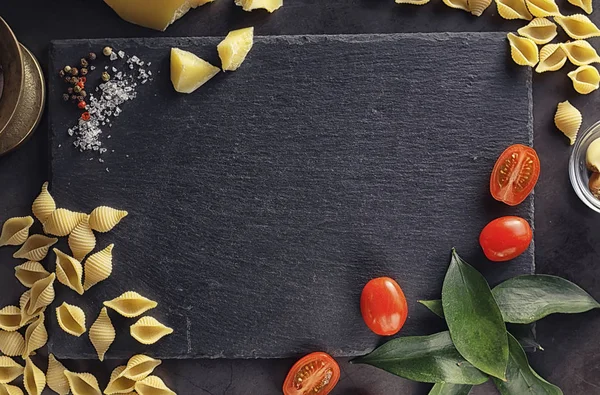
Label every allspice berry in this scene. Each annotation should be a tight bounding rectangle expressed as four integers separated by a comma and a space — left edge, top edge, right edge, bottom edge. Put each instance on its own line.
81, 68, 88, 76
80, 90, 87, 98
103, 46, 113, 56
63, 65, 72, 73
80, 58, 89, 68
70, 67, 79, 76
73, 85, 82, 94
88, 52, 97, 61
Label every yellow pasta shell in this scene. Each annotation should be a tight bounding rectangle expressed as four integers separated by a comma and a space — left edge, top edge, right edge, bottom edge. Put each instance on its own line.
54, 249, 84, 295
0, 332, 25, 357
568, 65, 600, 94
56, 302, 87, 337
104, 292, 158, 318
561, 40, 600, 66
0, 383, 24, 395
555, 100, 582, 145
568, 0, 592, 13
135, 376, 175, 395
120, 355, 162, 382
467, 0, 492, 15
0, 307, 21, 332
47, 354, 69, 395
89, 307, 115, 362
32, 182, 56, 224
43, 209, 87, 237
555, 15, 600, 40
104, 366, 136, 395
130, 316, 174, 345
14, 261, 50, 288
517, 18, 557, 44
524, 0, 560, 17
496, 0, 532, 19
23, 314, 47, 358
68, 216, 96, 261
23, 358, 45, 395
0, 357, 23, 384
27, 273, 55, 316
507, 33, 539, 67
64, 371, 102, 395
83, 244, 114, 291
535, 43, 567, 73
89, 206, 128, 233
395, 0, 431, 4
18, 291, 41, 328
13, 235, 57, 261
442, 0, 470, 11
0, 216, 34, 247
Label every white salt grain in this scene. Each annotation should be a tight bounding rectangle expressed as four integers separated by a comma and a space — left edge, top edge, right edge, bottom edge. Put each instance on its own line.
118, 50, 125, 59
110, 52, 118, 61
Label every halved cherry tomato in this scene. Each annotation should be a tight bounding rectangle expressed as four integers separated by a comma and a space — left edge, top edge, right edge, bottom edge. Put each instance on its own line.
283, 352, 340, 395
479, 216, 532, 262
490, 144, 540, 206
360, 277, 408, 336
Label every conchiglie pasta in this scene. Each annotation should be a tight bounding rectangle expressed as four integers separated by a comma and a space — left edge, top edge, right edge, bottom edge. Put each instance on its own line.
524, 0, 560, 17
89, 307, 115, 362
104, 292, 158, 318
89, 206, 128, 233
535, 43, 567, 73
130, 316, 174, 345
104, 366, 136, 395
442, 0, 469, 11
54, 249, 84, 295
555, 15, 600, 39
395, 0, 431, 4
43, 209, 87, 237
555, 100, 582, 145
507, 33, 539, 67
561, 40, 600, 66
64, 371, 102, 395
23, 314, 47, 358
23, 358, 45, 395
0, 216, 34, 247
18, 291, 41, 327
121, 355, 162, 381
496, 0, 532, 20
0, 383, 24, 395
13, 235, 57, 261
0, 357, 23, 384
517, 18, 557, 44
32, 182, 56, 224
0, 331, 25, 357
135, 376, 176, 395
0, 307, 21, 332
568, 65, 600, 94
83, 244, 114, 291
568, 0, 592, 14
56, 302, 87, 337
14, 261, 50, 288
468, 0, 492, 16
27, 273, 55, 316
69, 216, 96, 261
47, 354, 70, 395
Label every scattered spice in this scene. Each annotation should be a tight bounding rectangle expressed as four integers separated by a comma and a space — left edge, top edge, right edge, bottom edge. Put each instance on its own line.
64, 65, 72, 73
80, 90, 87, 98
102, 72, 111, 82
59, 69, 65, 78
81, 112, 91, 121
70, 67, 79, 76
88, 52, 97, 61
73, 85, 82, 94
70, 94, 77, 101
70, 76, 79, 84
67, 87, 74, 95
80, 58, 89, 68
103, 46, 113, 56
76, 81, 85, 89
77, 101, 87, 109
62, 93, 70, 101
79, 77, 87, 84
77, 95, 84, 102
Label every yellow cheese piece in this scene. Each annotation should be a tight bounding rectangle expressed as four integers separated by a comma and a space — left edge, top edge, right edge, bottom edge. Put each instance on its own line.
104, 0, 214, 31
217, 27, 254, 71
235, 0, 283, 13
171, 48, 220, 94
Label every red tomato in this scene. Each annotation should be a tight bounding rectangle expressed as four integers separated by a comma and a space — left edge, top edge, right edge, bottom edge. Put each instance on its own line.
490, 144, 540, 206
479, 216, 532, 262
282, 352, 340, 395
360, 277, 408, 336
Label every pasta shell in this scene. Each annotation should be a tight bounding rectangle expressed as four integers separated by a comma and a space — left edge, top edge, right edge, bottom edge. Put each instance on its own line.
135, 376, 175, 395
507, 33, 539, 67
13, 235, 57, 261
89, 307, 115, 362
555, 100, 582, 145
555, 15, 600, 40
561, 40, 600, 66
0, 357, 23, 384
120, 355, 162, 382
23, 358, 45, 395
32, 182, 56, 224
496, 0, 532, 19
0, 332, 25, 357
54, 249, 84, 295
0, 307, 21, 332
56, 302, 86, 337
0, 217, 34, 247
104, 292, 158, 318
83, 244, 114, 291
468, 0, 492, 15
517, 18, 557, 44
43, 209, 87, 237
64, 371, 102, 395
568, 0, 592, 14
68, 216, 96, 261
89, 206, 128, 233
23, 314, 47, 358
442, 0, 469, 10
18, 291, 41, 327
0, 384, 24, 395
524, 0, 560, 17
27, 273, 55, 316
47, 354, 69, 395
568, 65, 600, 94
14, 262, 50, 288
130, 316, 174, 345
104, 366, 135, 395
535, 43, 567, 73
395, 0, 431, 4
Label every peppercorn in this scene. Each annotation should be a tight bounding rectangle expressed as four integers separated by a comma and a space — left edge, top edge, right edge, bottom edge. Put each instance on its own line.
67, 87, 74, 94
73, 85, 82, 94
77, 101, 87, 109
80, 68, 88, 76
88, 52, 97, 61
70, 94, 77, 101
80, 58, 89, 68
63, 65, 72, 73
81, 112, 91, 121
76, 81, 85, 89
70, 76, 79, 84
62, 93, 70, 101
101, 71, 110, 82
59, 69, 65, 78
80, 90, 87, 97
64, 77, 72, 84
77, 96, 84, 102
70, 67, 79, 76
79, 77, 87, 84
103, 46, 112, 56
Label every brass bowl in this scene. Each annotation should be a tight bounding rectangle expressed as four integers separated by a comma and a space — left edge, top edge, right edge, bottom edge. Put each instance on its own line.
0, 16, 23, 137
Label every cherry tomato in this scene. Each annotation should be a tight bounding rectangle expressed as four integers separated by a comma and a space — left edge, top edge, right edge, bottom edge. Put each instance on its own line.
490, 144, 540, 206
479, 216, 532, 262
282, 352, 340, 395
360, 277, 408, 336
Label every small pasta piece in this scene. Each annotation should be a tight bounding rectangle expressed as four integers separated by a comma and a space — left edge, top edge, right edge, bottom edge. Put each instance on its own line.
32, 182, 56, 224
56, 302, 86, 337
507, 33, 539, 66
561, 40, 600, 66
395, 0, 431, 4
555, 100, 582, 145
0, 357, 23, 384
135, 376, 176, 395
0, 383, 24, 395
18, 291, 41, 327
64, 371, 102, 395
568, 0, 592, 13
83, 244, 114, 291
524, 0, 560, 17
120, 355, 162, 381
555, 15, 600, 40
43, 209, 87, 237
13, 235, 57, 261
131, 316, 174, 345
89, 307, 115, 362
0, 332, 25, 357
23, 314, 47, 358
68, 216, 96, 261
47, 354, 69, 395
468, 0, 492, 16
495, 0, 532, 20
104, 292, 158, 318
568, 65, 600, 94
0, 307, 21, 332
535, 43, 567, 73
442, 0, 469, 11
0, 216, 34, 247
14, 262, 50, 288
104, 366, 135, 395
27, 273, 55, 316
517, 18, 557, 44
23, 358, 45, 395
54, 249, 84, 295
88, 206, 128, 233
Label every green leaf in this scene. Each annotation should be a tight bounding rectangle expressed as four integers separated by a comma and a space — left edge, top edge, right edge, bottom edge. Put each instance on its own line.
429, 383, 473, 395
492, 275, 600, 324
442, 249, 508, 380
351, 331, 488, 385
492, 333, 562, 395
419, 299, 444, 318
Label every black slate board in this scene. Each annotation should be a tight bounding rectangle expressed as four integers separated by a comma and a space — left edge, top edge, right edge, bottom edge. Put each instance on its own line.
47, 33, 534, 359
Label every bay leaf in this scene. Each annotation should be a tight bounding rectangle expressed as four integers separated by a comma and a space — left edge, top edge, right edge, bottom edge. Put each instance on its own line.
429, 383, 473, 395
352, 331, 488, 385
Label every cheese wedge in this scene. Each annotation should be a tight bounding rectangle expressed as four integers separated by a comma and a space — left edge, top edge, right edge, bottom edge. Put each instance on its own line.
171, 48, 220, 94
217, 27, 254, 71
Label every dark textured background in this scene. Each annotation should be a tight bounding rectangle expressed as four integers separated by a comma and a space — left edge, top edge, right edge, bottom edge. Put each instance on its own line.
0, 0, 599, 394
